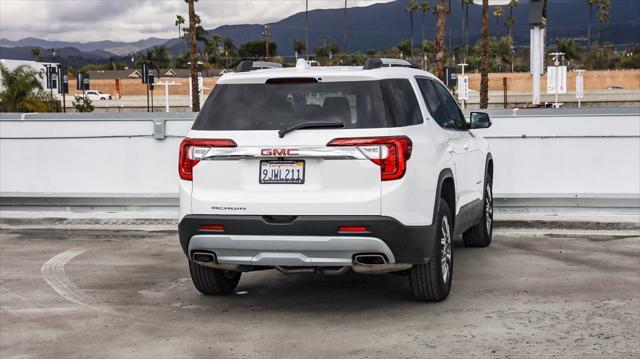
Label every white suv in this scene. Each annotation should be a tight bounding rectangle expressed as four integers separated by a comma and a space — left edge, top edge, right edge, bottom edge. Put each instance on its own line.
178, 58, 493, 301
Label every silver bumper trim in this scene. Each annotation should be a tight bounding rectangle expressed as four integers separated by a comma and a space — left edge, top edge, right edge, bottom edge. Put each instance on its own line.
188, 234, 396, 267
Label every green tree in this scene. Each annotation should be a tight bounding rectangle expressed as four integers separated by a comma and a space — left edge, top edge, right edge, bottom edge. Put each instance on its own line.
293, 39, 306, 58
31, 48, 40, 61
221, 37, 236, 68
205, 35, 223, 65
422, 40, 436, 71
72, 96, 94, 112
0, 64, 55, 112
555, 38, 583, 65
315, 46, 330, 59
406, 0, 419, 58
398, 40, 413, 58
239, 40, 278, 58
138, 46, 171, 68
223, 37, 236, 55
174, 51, 191, 68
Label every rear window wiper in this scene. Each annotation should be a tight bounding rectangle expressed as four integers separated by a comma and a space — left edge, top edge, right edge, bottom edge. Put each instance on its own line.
278, 121, 344, 138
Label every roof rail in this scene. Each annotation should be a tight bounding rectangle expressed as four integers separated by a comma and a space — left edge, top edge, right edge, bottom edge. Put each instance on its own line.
363, 58, 419, 70
235, 60, 284, 73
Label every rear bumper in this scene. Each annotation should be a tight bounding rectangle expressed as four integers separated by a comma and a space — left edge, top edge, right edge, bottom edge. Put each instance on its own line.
178, 215, 436, 265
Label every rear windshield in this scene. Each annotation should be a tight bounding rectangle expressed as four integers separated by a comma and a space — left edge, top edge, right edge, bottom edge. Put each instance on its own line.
192, 79, 422, 131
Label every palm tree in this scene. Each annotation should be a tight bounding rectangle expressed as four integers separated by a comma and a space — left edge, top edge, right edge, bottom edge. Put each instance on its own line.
586, 0, 597, 47
305, 0, 309, 57
434, 0, 448, 80
506, 0, 517, 39
597, 0, 611, 43
423, 40, 436, 71
222, 37, 236, 67
175, 15, 185, 40
0, 64, 51, 112
419, 2, 432, 48
152, 46, 171, 68
462, 0, 473, 61
293, 40, 306, 58
506, 0, 518, 72
343, 0, 348, 54
205, 35, 223, 65
406, 0, 419, 58
480, 0, 489, 109
493, 6, 504, 28
186, 0, 200, 112
555, 38, 583, 65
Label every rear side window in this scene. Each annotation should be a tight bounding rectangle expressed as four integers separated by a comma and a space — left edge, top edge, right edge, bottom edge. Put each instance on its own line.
380, 79, 423, 127
417, 78, 467, 130
193, 81, 388, 131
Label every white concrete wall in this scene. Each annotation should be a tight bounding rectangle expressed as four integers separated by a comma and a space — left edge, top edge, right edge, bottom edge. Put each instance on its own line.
1, 109, 639, 209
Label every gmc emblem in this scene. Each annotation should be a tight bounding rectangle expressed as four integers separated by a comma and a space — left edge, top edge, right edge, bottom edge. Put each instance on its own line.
261, 148, 299, 156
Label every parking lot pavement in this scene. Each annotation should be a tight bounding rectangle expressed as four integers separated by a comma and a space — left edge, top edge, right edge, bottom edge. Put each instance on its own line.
1, 229, 638, 359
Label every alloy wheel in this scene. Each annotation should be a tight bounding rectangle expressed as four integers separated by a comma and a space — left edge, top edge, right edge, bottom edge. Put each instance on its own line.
440, 215, 452, 283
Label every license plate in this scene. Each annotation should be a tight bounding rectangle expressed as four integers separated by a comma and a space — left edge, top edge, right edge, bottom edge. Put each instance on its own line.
259, 160, 305, 184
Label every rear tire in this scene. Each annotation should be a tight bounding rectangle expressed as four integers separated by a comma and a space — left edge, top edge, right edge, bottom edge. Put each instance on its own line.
463, 174, 493, 247
409, 199, 453, 302
189, 260, 241, 295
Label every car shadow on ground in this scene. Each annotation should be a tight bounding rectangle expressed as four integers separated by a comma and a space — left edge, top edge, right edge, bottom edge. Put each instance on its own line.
178, 239, 472, 314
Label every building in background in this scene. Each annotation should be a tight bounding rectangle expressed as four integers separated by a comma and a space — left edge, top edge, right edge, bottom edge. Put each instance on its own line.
0, 59, 60, 96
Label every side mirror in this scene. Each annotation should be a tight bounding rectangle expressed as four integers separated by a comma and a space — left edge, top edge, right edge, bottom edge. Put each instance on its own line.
470, 112, 491, 129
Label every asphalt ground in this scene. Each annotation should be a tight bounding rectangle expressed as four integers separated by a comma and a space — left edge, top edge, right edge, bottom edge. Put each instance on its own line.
1, 228, 638, 359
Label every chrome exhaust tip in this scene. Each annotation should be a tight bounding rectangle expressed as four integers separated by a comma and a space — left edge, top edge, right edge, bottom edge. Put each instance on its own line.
352, 254, 412, 274
353, 254, 387, 266
192, 251, 215, 263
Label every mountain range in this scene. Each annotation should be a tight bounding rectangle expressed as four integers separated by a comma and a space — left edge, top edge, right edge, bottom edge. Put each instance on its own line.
1, 0, 638, 67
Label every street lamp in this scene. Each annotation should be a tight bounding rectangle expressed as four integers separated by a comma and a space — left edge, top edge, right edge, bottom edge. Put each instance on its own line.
262, 25, 271, 59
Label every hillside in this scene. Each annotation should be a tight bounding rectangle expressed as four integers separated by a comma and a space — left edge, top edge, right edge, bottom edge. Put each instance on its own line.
1, 0, 638, 65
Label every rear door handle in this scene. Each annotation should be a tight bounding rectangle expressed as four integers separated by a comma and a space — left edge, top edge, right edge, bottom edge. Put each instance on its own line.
447, 146, 454, 153
463, 144, 469, 150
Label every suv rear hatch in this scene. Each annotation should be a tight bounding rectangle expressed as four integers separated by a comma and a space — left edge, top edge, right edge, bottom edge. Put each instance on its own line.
181, 77, 417, 217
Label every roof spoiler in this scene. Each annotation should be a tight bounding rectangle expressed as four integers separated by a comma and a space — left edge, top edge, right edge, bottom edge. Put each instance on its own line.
235, 60, 284, 73
363, 58, 419, 70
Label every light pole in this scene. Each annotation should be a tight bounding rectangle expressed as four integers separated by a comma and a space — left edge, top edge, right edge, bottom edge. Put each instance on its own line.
262, 25, 271, 59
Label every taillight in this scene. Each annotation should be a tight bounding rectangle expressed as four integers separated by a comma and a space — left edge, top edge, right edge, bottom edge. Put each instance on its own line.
327, 136, 412, 181
179, 138, 237, 180
200, 225, 224, 232
339, 226, 368, 233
